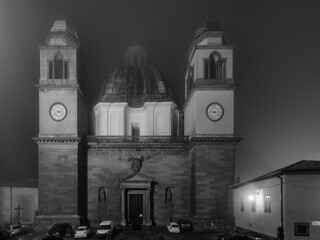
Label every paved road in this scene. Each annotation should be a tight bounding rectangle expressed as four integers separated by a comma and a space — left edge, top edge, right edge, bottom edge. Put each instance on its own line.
13, 226, 218, 240
116, 227, 218, 240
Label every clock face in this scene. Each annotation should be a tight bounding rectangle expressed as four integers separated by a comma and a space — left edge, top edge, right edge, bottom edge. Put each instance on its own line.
206, 102, 224, 121
50, 103, 67, 121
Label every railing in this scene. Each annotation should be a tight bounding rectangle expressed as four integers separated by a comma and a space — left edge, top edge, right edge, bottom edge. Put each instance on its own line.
87, 135, 189, 144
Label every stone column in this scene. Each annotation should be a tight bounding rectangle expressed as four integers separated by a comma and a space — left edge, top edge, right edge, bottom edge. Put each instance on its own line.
120, 188, 126, 226
145, 188, 152, 226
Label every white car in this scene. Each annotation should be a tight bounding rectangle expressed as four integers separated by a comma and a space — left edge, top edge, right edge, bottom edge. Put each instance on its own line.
75, 226, 91, 239
5, 224, 24, 236
167, 222, 180, 233
96, 220, 113, 239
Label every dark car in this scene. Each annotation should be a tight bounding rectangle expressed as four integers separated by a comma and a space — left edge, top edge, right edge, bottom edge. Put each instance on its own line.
217, 229, 251, 240
46, 223, 74, 238
5, 224, 24, 236
246, 231, 262, 240
42, 236, 64, 240
0, 229, 12, 240
177, 219, 192, 230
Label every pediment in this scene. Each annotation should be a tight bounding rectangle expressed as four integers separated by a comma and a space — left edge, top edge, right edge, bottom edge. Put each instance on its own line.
119, 172, 153, 183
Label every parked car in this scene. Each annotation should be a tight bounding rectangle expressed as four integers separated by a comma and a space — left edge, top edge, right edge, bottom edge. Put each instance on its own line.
166, 222, 180, 233
217, 229, 262, 240
217, 229, 249, 240
246, 231, 262, 240
96, 220, 113, 239
46, 223, 74, 238
75, 226, 91, 239
177, 219, 192, 230
5, 224, 24, 236
42, 236, 63, 240
0, 229, 12, 239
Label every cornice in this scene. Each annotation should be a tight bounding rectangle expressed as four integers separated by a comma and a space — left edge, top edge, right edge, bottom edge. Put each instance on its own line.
35, 85, 79, 91
87, 135, 241, 151
186, 44, 233, 74
35, 79, 79, 90
88, 144, 188, 151
194, 78, 235, 89
39, 45, 78, 50
32, 137, 81, 144
189, 136, 242, 145
45, 32, 80, 47
189, 31, 224, 55
182, 78, 235, 110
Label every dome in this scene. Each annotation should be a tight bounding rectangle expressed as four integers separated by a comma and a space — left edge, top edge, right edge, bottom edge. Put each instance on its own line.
99, 64, 176, 108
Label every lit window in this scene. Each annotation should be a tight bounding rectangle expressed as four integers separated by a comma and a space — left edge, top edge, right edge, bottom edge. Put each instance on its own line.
187, 66, 194, 95
240, 197, 244, 212
264, 195, 271, 213
294, 222, 309, 236
250, 197, 256, 212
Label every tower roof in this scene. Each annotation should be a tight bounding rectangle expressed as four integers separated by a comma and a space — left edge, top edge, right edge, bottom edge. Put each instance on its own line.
193, 19, 222, 41
45, 19, 80, 47
188, 18, 227, 58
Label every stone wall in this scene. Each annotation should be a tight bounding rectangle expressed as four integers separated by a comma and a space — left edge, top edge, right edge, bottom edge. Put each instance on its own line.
189, 144, 235, 231
38, 144, 79, 216
87, 149, 190, 226
87, 143, 235, 229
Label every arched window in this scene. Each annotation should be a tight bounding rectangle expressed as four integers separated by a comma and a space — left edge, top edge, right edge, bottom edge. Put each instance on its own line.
187, 66, 194, 95
99, 187, 107, 203
48, 52, 69, 79
165, 187, 173, 205
203, 52, 226, 79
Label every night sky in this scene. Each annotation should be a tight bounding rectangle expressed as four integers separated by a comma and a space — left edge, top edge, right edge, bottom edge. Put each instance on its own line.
0, 0, 320, 183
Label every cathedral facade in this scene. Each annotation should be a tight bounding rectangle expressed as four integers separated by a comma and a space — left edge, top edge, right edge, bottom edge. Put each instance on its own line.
33, 19, 240, 230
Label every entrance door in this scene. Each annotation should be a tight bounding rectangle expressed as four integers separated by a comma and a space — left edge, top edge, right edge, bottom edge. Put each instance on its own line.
128, 194, 143, 224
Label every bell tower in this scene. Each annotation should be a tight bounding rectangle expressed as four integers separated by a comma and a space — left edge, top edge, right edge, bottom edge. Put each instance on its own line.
33, 19, 87, 228
183, 18, 241, 229
184, 19, 235, 137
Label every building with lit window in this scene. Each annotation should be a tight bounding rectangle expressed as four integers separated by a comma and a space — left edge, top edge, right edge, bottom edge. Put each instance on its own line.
32, 18, 241, 230
231, 160, 320, 240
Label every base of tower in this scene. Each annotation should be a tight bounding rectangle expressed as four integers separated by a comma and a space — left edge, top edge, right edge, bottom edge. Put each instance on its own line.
33, 214, 81, 232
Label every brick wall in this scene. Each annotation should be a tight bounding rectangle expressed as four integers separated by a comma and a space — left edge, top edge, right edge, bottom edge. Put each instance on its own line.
38, 144, 79, 215
87, 149, 190, 226
189, 144, 235, 230
87, 144, 235, 229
